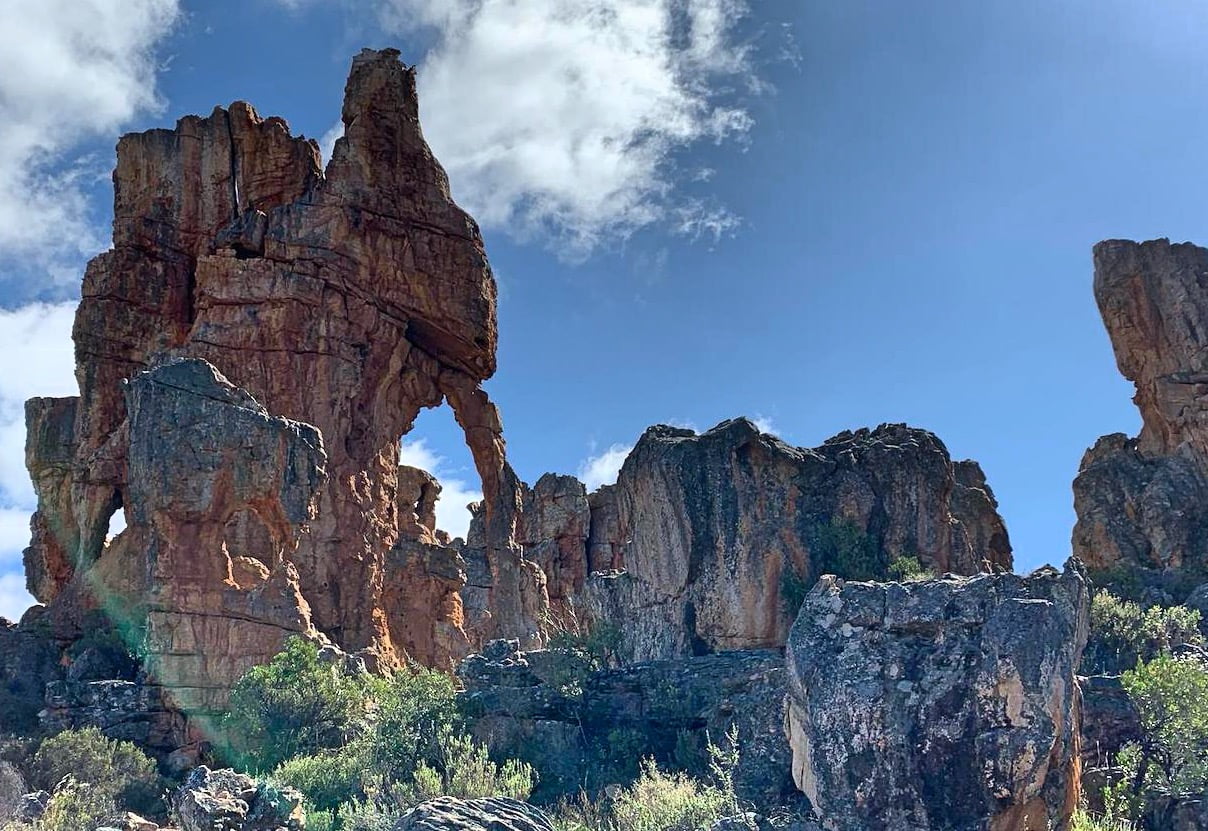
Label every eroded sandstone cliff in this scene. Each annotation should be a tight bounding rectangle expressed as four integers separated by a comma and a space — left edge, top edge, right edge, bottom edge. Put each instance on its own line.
467, 418, 1013, 662
1074, 239, 1208, 576
19, 49, 544, 743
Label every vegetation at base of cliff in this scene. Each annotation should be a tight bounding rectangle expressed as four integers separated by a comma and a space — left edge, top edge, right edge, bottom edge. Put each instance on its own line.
0, 728, 165, 831
1103, 654, 1208, 825
808, 518, 887, 582
1070, 808, 1135, 830
1087, 564, 1208, 608
779, 566, 810, 616
552, 729, 742, 831
29, 726, 163, 815
222, 637, 534, 829
221, 637, 371, 771
1081, 590, 1203, 675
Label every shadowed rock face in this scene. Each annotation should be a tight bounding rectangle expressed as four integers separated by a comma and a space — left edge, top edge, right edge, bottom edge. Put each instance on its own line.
1074, 239, 1208, 573
20, 48, 543, 720
470, 418, 1013, 662
785, 563, 1089, 831
457, 640, 798, 807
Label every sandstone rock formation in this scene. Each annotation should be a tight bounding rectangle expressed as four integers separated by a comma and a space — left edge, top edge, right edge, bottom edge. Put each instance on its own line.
471, 418, 1013, 662
458, 639, 799, 806
785, 562, 1089, 831
172, 767, 304, 831
396, 797, 555, 831
18, 48, 545, 733
1074, 239, 1208, 574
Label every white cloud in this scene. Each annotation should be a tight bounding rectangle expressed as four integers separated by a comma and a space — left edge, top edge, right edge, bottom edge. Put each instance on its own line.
0, 303, 79, 506
578, 443, 633, 491
399, 438, 481, 540
318, 120, 344, 165
0, 0, 180, 285
0, 573, 34, 623
0, 303, 78, 622
752, 415, 778, 436
373, 0, 754, 257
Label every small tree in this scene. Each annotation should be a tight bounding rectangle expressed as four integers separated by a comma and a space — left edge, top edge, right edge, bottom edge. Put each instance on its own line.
368, 666, 464, 784
222, 637, 371, 772
1106, 654, 1208, 824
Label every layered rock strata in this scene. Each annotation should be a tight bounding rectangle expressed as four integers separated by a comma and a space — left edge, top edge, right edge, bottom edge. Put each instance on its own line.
19, 47, 543, 713
785, 562, 1089, 831
466, 418, 1013, 662
1074, 239, 1208, 574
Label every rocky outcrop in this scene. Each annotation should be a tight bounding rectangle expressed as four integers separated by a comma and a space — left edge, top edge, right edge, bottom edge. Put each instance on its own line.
1078, 675, 1142, 771
475, 419, 1013, 662
171, 767, 304, 831
18, 47, 548, 732
784, 562, 1089, 831
459, 640, 801, 806
1074, 239, 1208, 574
0, 612, 63, 734
41, 680, 188, 769
395, 797, 554, 831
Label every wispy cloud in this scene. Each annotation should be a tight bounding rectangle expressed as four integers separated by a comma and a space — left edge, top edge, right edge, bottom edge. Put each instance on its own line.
399, 438, 481, 541
578, 443, 633, 491
325, 0, 757, 258
0, 0, 180, 292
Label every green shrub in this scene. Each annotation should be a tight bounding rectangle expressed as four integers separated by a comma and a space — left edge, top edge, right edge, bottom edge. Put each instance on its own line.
367, 666, 463, 783
1105, 654, 1208, 824
1082, 592, 1203, 675
273, 745, 366, 813
547, 619, 623, 671
887, 555, 934, 582
779, 566, 809, 616
392, 730, 535, 809
1070, 808, 1135, 831
809, 518, 886, 582
609, 759, 730, 831
222, 637, 371, 771
332, 797, 398, 831
28, 727, 160, 815
554, 729, 742, 831
32, 777, 115, 831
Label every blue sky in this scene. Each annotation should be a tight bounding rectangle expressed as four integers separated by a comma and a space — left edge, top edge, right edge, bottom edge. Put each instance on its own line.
4, 0, 1207, 618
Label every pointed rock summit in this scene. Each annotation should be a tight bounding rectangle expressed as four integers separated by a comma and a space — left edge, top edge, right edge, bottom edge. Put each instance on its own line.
21, 50, 542, 747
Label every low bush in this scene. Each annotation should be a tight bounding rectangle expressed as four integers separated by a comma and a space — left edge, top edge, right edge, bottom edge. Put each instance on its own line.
1070, 808, 1135, 831
1082, 592, 1203, 675
553, 729, 741, 831
392, 730, 535, 809
273, 746, 366, 813
887, 555, 934, 581
27, 727, 161, 815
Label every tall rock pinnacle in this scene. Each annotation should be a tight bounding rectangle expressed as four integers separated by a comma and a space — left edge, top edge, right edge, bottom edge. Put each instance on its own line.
23, 49, 543, 727
1074, 238, 1208, 574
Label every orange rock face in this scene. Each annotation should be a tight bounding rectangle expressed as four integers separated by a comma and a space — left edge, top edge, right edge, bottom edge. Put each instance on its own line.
1074, 238, 1208, 573
22, 49, 545, 723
